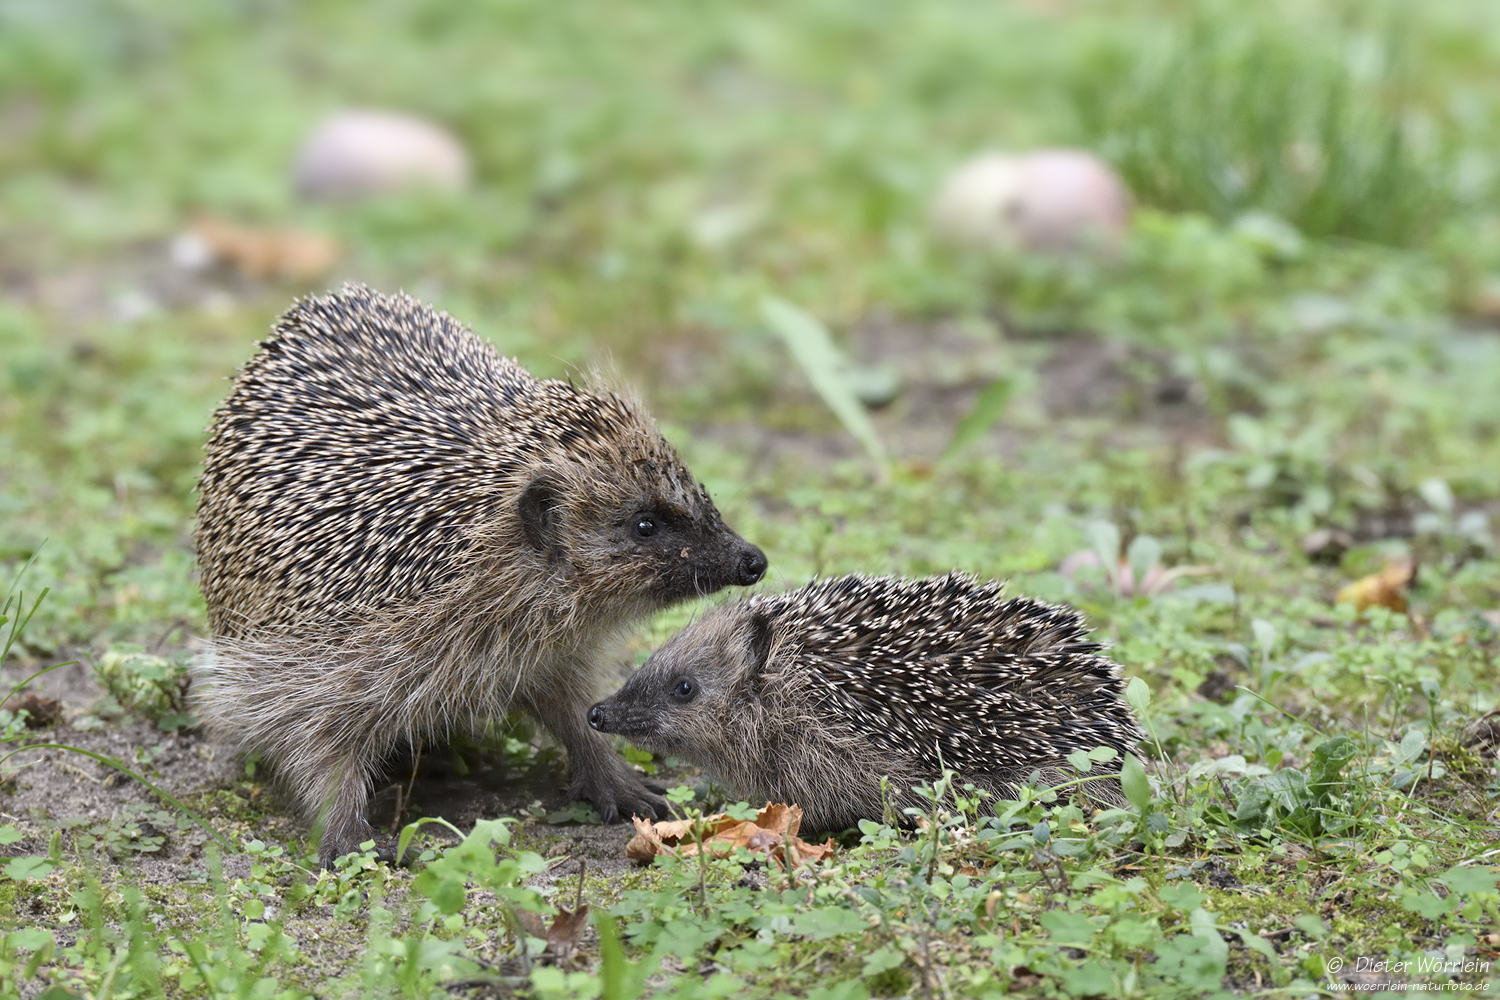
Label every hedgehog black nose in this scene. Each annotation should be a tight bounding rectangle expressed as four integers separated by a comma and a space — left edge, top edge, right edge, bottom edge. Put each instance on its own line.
588, 705, 606, 730
738, 545, 767, 585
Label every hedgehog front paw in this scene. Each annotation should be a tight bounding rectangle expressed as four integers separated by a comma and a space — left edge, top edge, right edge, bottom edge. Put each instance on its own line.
569, 767, 668, 824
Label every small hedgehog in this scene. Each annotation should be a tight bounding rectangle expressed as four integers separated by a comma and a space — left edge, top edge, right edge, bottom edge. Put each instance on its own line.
589, 573, 1141, 831
193, 285, 766, 865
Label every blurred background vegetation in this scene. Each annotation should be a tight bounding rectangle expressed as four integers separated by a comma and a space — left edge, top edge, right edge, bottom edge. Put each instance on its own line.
2, 0, 1498, 693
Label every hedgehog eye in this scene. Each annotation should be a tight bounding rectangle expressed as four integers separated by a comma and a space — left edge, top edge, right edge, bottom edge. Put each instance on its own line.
671, 678, 695, 701
634, 515, 657, 538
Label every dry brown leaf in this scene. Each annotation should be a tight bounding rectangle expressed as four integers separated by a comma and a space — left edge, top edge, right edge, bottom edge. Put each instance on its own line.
545, 904, 590, 960
2, 693, 63, 728
515, 909, 548, 939
189, 216, 340, 281
1336, 560, 1416, 615
625, 803, 836, 870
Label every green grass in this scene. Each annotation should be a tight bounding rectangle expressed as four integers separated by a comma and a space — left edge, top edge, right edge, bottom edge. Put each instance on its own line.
3, 0, 1500, 996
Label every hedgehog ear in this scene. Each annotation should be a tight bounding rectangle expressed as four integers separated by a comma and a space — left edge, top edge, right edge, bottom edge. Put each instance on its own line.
518, 473, 563, 558
743, 611, 774, 672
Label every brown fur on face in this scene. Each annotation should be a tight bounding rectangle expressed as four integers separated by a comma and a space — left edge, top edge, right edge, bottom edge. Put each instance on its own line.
591, 573, 1140, 834
192, 285, 766, 865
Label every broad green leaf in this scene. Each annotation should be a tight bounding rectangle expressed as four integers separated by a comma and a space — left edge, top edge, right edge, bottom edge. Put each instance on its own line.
1039, 910, 1096, 945
807, 981, 871, 1000
414, 870, 467, 915
1126, 534, 1162, 590
1400, 891, 1449, 920
1189, 908, 1228, 963
861, 945, 906, 977
1153, 933, 1226, 993
1060, 959, 1115, 997
1125, 677, 1152, 716
790, 907, 868, 940
1394, 728, 1427, 767
1088, 521, 1121, 570
1121, 753, 1151, 812
0, 825, 21, 845
4, 856, 55, 880
1436, 866, 1498, 897
8, 927, 52, 950
1294, 914, 1328, 938
1159, 883, 1206, 912
1308, 736, 1358, 788
1251, 618, 1277, 659
1232, 928, 1279, 964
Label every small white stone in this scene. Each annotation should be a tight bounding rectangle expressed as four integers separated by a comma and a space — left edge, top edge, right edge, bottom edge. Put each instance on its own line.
931, 149, 1131, 253
169, 231, 215, 272
293, 109, 470, 201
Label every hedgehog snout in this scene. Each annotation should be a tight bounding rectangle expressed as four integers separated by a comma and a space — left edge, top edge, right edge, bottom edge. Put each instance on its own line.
737, 544, 767, 585
588, 682, 663, 737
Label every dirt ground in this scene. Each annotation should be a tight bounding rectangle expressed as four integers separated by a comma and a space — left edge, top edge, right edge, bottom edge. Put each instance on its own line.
1, 656, 681, 897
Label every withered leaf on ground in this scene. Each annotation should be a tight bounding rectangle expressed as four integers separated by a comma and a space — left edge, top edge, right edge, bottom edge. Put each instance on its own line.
188, 216, 340, 281
545, 904, 590, 960
2, 693, 63, 728
626, 802, 836, 869
1336, 559, 1416, 615
514, 908, 548, 940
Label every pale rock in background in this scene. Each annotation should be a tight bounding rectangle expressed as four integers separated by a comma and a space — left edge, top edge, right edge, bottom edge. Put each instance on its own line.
931, 149, 1131, 253
293, 110, 470, 200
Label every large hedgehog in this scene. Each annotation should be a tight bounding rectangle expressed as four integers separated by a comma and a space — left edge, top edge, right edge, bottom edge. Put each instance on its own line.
193, 285, 766, 864
589, 573, 1141, 831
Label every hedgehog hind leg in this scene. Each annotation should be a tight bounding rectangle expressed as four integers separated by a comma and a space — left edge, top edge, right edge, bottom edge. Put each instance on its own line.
303, 750, 395, 868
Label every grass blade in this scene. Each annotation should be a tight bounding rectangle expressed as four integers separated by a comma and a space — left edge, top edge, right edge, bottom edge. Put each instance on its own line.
942, 376, 1015, 460
761, 296, 890, 479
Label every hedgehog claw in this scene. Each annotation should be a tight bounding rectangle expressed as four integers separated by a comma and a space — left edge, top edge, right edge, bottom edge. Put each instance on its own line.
320, 833, 408, 871
567, 766, 667, 826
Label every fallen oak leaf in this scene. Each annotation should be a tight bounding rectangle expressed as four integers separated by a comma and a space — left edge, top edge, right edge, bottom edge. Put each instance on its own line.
624, 811, 744, 862
1336, 560, 1416, 615
624, 802, 836, 869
